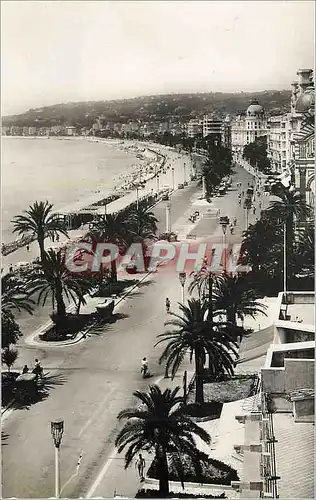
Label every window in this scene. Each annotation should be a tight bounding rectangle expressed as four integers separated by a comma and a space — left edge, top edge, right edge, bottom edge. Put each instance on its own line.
299, 143, 306, 158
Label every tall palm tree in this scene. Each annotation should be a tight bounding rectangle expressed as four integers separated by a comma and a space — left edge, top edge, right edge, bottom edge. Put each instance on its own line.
155, 299, 238, 403
267, 185, 311, 281
127, 204, 158, 241
115, 385, 211, 497
241, 218, 282, 273
294, 223, 315, 276
12, 201, 68, 262
88, 212, 130, 282
212, 274, 267, 332
27, 249, 91, 323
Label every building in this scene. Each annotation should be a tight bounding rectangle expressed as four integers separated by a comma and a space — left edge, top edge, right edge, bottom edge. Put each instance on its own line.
28, 126, 37, 136
231, 100, 269, 152
202, 115, 232, 148
186, 119, 203, 138
65, 126, 77, 136
232, 290, 315, 499
292, 70, 314, 209
267, 69, 314, 175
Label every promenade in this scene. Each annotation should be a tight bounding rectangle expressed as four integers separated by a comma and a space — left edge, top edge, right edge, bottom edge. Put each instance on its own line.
1, 156, 277, 498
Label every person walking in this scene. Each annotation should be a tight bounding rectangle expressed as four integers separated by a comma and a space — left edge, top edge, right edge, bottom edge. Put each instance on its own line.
9, 264, 13, 273
26, 244, 30, 252
135, 454, 146, 482
165, 297, 171, 313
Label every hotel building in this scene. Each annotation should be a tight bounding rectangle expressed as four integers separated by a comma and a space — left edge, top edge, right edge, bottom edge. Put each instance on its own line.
231, 100, 269, 152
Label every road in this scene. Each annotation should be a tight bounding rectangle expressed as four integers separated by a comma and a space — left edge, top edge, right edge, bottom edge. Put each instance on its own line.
2, 161, 268, 499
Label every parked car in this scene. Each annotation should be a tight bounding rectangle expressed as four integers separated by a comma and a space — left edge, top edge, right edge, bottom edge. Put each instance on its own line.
178, 183, 184, 189
162, 193, 169, 200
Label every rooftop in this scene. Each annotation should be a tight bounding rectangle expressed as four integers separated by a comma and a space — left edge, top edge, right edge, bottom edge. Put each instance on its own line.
273, 413, 314, 498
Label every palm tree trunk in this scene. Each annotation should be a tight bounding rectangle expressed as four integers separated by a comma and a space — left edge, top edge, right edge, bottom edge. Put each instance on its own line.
38, 234, 46, 262
194, 349, 204, 404
110, 258, 117, 283
286, 217, 294, 283
157, 448, 169, 497
55, 283, 66, 318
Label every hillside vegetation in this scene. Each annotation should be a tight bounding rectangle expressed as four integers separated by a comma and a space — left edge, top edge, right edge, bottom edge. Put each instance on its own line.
3, 90, 291, 128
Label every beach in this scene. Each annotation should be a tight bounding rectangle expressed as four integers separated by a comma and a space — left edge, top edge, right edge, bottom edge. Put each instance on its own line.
1, 136, 195, 268
1, 137, 167, 244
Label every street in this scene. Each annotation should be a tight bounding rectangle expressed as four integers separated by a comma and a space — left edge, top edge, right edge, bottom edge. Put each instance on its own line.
2, 162, 267, 498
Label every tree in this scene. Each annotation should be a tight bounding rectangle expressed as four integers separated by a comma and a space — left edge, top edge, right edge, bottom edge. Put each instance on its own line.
12, 201, 68, 262
242, 136, 271, 173
266, 185, 311, 282
27, 249, 91, 323
212, 274, 267, 332
241, 217, 282, 273
88, 212, 130, 282
155, 299, 238, 403
115, 385, 211, 497
1, 275, 34, 348
293, 223, 314, 277
2, 347, 18, 372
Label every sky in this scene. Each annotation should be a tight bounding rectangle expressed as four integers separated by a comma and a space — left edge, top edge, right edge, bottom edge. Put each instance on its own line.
1, 0, 315, 116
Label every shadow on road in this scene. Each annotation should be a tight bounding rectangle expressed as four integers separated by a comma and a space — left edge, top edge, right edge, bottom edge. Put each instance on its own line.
2, 431, 9, 446
87, 312, 130, 336
10, 372, 67, 411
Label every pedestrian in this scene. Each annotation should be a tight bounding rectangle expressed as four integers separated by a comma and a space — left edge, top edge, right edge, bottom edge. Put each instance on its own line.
52, 233, 55, 243
253, 207, 256, 215
135, 454, 146, 482
26, 244, 30, 252
56, 234, 60, 242
9, 264, 13, 273
22, 365, 29, 374
165, 297, 170, 313
233, 217, 237, 226
217, 208, 220, 216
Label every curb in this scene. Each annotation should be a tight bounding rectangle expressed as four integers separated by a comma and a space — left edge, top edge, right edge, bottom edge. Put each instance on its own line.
26, 271, 153, 348
1, 398, 15, 417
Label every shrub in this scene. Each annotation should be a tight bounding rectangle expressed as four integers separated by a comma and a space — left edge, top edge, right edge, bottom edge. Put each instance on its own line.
40, 313, 95, 341
2, 347, 18, 371
136, 489, 226, 498
1, 371, 19, 406
147, 455, 239, 486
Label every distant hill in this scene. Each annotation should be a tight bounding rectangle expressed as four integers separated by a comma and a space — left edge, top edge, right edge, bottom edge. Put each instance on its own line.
2, 90, 291, 128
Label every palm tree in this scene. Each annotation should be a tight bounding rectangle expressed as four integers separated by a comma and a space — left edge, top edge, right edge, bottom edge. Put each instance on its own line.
27, 249, 91, 324
294, 224, 315, 277
2, 275, 35, 315
12, 201, 68, 262
212, 274, 267, 335
115, 385, 211, 497
127, 204, 158, 241
267, 185, 311, 282
241, 218, 282, 273
155, 299, 238, 403
88, 212, 131, 282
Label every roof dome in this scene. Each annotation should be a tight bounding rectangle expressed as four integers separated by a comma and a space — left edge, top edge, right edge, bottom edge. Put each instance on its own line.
246, 100, 264, 117
295, 86, 315, 114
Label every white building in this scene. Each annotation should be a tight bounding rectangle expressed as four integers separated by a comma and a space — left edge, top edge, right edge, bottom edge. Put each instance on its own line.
202, 115, 231, 148
231, 100, 269, 152
267, 69, 314, 174
186, 119, 203, 138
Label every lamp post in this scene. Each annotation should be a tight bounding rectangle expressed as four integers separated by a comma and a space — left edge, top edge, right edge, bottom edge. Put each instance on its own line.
179, 272, 186, 304
283, 222, 287, 292
183, 163, 186, 184
172, 167, 175, 190
166, 202, 171, 233
157, 174, 160, 193
51, 419, 64, 499
219, 217, 229, 273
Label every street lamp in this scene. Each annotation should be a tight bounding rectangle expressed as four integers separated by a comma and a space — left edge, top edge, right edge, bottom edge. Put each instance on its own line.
219, 217, 229, 273
172, 167, 175, 190
179, 272, 187, 304
166, 202, 171, 233
183, 163, 186, 184
157, 174, 160, 193
51, 419, 64, 499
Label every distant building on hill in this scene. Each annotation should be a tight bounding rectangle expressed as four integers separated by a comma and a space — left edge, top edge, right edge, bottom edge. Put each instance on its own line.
186, 118, 203, 138
202, 114, 231, 148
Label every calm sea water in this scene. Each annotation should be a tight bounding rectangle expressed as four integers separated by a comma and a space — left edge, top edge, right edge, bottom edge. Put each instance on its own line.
1, 137, 139, 243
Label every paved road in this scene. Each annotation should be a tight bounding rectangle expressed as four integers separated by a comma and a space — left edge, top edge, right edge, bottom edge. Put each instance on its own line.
2, 161, 271, 499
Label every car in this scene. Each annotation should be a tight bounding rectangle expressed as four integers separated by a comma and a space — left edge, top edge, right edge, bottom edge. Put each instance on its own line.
177, 183, 184, 189
161, 193, 169, 201
183, 181, 188, 186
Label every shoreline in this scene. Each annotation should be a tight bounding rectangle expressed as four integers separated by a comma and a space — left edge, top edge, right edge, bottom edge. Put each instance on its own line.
1, 138, 188, 259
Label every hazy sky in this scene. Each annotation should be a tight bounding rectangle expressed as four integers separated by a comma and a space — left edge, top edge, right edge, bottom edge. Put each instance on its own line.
1, 0, 314, 115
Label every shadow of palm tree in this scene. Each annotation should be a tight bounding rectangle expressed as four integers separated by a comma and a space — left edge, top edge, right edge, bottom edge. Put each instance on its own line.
2, 431, 9, 446
87, 312, 130, 336
11, 372, 68, 411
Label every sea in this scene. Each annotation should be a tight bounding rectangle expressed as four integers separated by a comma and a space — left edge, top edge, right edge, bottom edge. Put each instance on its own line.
1, 137, 140, 244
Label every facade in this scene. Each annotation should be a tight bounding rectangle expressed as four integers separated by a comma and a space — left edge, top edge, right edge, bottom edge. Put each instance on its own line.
186, 119, 203, 138
292, 70, 315, 209
202, 115, 231, 148
231, 100, 269, 152
267, 69, 314, 175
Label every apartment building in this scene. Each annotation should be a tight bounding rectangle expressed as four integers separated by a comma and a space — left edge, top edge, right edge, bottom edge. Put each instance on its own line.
231, 100, 269, 152
186, 118, 203, 138
202, 115, 231, 148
